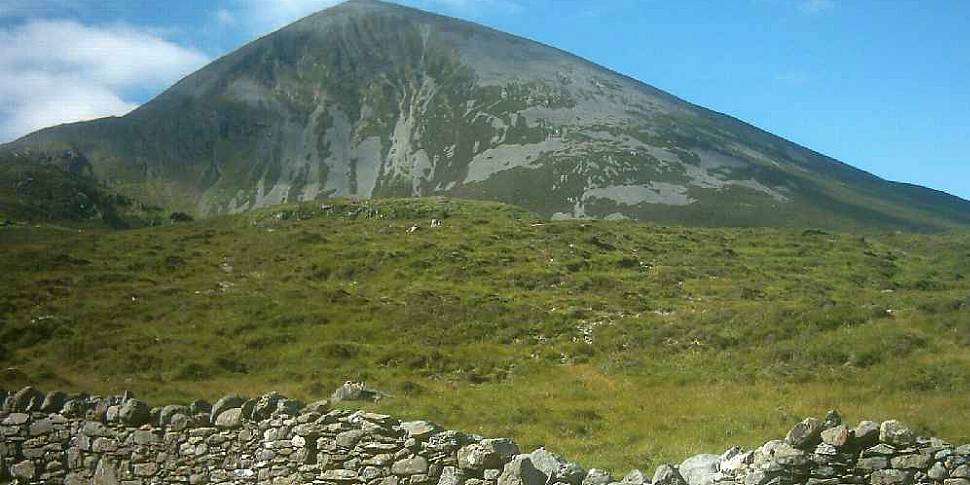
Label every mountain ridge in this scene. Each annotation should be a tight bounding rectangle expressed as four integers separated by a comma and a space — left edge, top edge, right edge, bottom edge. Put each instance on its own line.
3, 0, 969, 230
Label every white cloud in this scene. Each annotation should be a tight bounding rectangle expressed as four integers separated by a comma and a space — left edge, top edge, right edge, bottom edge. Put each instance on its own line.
0, 20, 209, 142
218, 0, 343, 36
800, 0, 835, 14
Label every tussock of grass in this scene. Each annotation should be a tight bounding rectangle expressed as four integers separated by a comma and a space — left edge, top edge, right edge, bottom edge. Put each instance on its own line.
1, 197, 969, 471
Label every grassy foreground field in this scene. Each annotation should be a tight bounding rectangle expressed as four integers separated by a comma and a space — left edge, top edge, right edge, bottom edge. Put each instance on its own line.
1, 197, 969, 471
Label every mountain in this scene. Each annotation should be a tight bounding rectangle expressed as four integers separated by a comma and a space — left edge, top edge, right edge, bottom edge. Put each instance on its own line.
3, 0, 969, 230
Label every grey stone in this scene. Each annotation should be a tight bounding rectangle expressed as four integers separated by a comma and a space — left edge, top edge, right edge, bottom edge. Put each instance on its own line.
810, 466, 839, 478
679, 455, 720, 485
240, 399, 256, 420
856, 457, 890, 472
93, 458, 120, 485
807, 478, 841, 485
210, 394, 246, 423
528, 448, 570, 482
29, 417, 54, 436
393, 456, 430, 475
743, 471, 775, 485
253, 392, 284, 420
11, 460, 36, 479
854, 421, 881, 447
159, 405, 190, 426
621, 470, 646, 485
189, 400, 211, 415
870, 469, 913, 485
168, 413, 190, 432
863, 444, 899, 457
2, 413, 29, 425
322, 469, 360, 482
499, 456, 547, 485
337, 429, 367, 449
6, 386, 44, 412
105, 405, 121, 423
87, 399, 110, 422
119, 399, 151, 427
403, 421, 440, 440
944, 480, 970, 485
823, 410, 842, 428
83, 420, 111, 437
583, 469, 613, 485
950, 457, 970, 470
439, 466, 467, 485
763, 442, 808, 468
131, 429, 160, 445
304, 399, 331, 415
786, 418, 824, 450
820, 425, 851, 447
653, 465, 687, 485
890, 454, 933, 470
61, 399, 88, 418
277, 398, 303, 416
458, 440, 521, 471
331, 381, 385, 402
215, 408, 243, 429
561, 463, 589, 485
133, 463, 158, 477
41, 391, 68, 413
928, 462, 948, 480
953, 466, 970, 479
814, 443, 838, 456
880, 421, 915, 447
362, 466, 384, 480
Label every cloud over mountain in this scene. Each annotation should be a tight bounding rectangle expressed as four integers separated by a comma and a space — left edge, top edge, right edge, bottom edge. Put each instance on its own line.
0, 19, 208, 142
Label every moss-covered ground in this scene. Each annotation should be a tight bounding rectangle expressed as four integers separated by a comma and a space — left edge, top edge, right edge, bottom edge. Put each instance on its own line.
1, 197, 969, 471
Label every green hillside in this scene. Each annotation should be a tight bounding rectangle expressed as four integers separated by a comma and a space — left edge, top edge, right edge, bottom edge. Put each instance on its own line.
0, 152, 168, 229
2, 197, 969, 471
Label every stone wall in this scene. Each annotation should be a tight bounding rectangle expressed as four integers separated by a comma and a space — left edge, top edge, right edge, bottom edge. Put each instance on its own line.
1, 387, 968, 485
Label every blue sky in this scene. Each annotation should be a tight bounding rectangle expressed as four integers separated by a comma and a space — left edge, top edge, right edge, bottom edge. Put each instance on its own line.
1, 0, 968, 199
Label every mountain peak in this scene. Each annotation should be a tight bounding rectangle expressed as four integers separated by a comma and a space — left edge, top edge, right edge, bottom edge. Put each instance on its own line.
4, 0, 969, 231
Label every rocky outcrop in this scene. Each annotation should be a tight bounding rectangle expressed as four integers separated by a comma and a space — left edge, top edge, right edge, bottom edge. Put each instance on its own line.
1, 387, 968, 485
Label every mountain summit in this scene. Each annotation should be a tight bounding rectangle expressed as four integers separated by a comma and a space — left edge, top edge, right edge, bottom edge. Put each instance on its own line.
4, 0, 969, 230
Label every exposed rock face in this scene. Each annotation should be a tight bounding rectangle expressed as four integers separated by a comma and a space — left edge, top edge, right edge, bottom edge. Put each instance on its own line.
6, 0, 970, 231
1, 386, 969, 485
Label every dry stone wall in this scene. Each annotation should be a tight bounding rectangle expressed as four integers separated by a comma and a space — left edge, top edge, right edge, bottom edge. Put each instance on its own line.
1, 387, 969, 485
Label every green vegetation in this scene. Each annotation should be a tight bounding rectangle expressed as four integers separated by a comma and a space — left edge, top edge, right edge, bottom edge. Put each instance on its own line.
2, 197, 969, 471
0, 153, 168, 229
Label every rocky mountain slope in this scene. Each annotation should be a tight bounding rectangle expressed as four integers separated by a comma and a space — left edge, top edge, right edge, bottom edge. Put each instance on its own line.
3, 0, 969, 230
